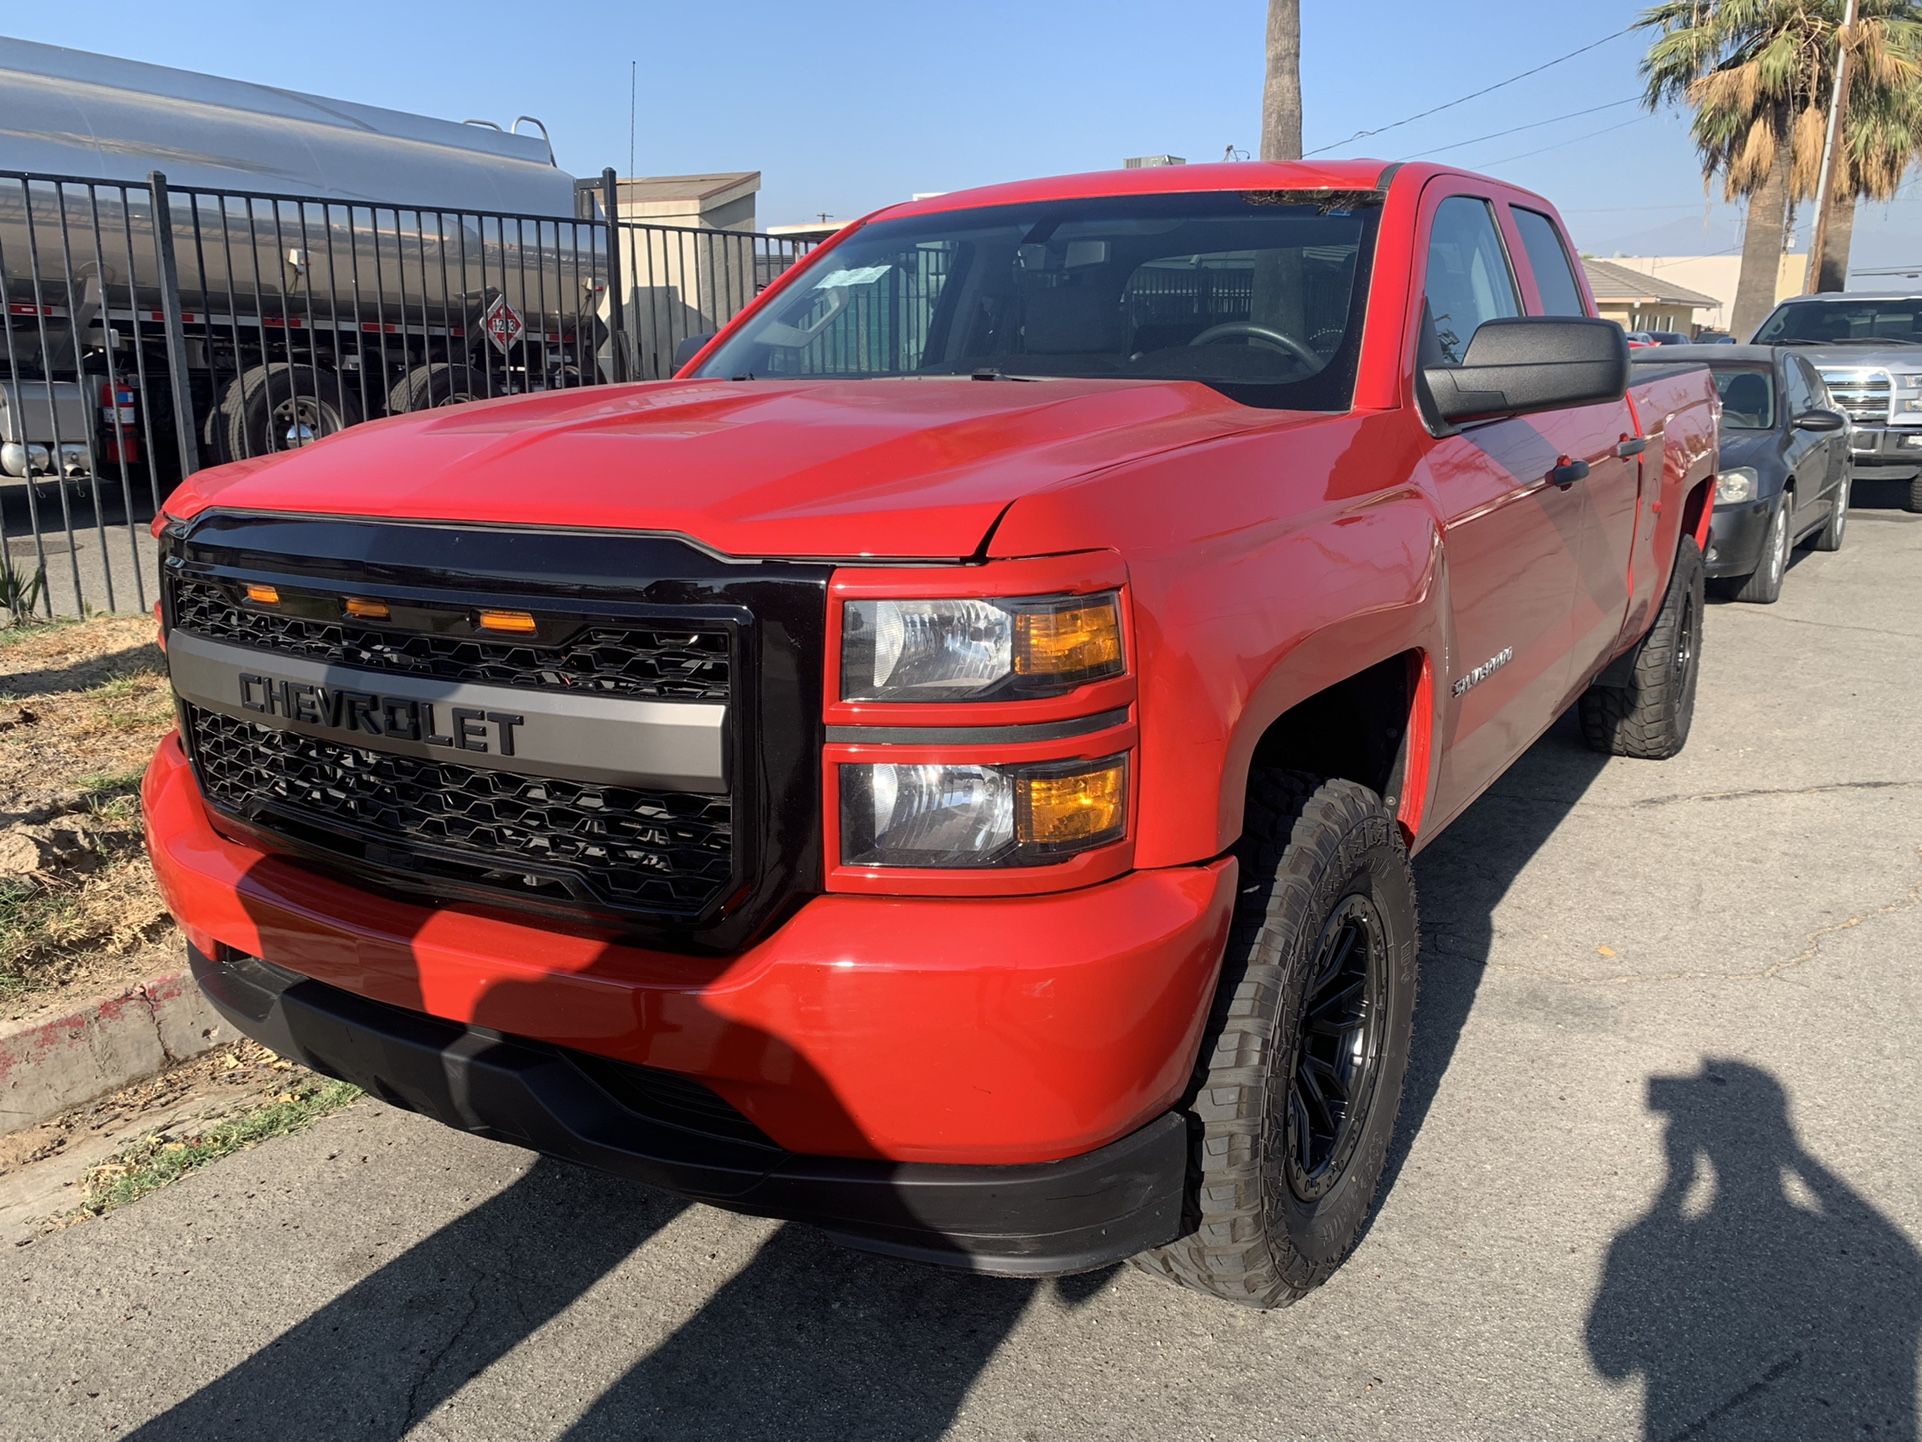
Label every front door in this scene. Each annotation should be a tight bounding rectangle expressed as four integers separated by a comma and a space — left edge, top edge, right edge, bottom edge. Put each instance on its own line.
1414, 194, 1588, 822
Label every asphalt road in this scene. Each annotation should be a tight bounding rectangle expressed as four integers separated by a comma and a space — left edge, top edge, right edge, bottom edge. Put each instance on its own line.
5, 496, 1920, 1442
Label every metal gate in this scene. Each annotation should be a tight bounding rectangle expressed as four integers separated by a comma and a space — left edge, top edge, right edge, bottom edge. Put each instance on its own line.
1, 166, 816, 618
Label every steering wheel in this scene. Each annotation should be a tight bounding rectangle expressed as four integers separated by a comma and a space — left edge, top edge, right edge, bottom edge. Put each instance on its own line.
1186, 321, 1320, 370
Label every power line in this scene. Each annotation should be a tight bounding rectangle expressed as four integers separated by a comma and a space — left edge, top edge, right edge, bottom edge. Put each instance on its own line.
1482, 115, 1650, 168
1405, 97, 1641, 160
1303, 26, 1636, 157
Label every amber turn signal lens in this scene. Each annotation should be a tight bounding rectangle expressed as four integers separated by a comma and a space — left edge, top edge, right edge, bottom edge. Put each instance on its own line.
476, 608, 538, 635
243, 583, 280, 605
1016, 757, 1127, 848
1013, 596, 1123, 684
343, 597, 390, 620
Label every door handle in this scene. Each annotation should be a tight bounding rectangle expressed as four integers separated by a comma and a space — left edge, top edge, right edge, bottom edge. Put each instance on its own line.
1548, 458, 1590, 488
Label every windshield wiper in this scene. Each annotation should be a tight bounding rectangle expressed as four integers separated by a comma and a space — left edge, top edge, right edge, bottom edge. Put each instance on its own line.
969, 367, 1043, 382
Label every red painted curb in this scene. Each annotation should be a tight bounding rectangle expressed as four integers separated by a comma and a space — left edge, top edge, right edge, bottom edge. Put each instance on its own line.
0, 971, 226, 1135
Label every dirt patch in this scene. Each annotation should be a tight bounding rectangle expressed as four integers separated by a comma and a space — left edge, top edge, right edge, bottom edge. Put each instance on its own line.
2, 1040, 355, 1242
0, 616, 177, 1017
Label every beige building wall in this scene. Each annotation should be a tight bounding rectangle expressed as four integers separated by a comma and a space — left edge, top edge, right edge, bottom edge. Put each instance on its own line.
609, 174, 762, 379
1605, 253, 1805, 333
1593, 299, 1708, 335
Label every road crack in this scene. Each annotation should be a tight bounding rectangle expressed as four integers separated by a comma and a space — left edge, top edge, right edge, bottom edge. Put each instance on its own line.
1662, 1350, 1803, 1442
400, 1271, 487, 1435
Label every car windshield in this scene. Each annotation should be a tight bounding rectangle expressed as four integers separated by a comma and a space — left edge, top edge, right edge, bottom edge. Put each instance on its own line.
1753, 298, 1922, 345
1711, 365, 1775, 429
695, 191, 1381, 411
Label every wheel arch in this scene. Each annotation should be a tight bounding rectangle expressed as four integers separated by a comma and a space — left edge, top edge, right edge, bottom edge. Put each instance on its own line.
1223, 646, 1437, 853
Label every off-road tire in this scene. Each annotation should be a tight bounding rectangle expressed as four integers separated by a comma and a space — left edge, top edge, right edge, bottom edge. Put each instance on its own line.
1729, 494, 1789, 604
1907, 474, 1922, 515
213, 363, 363, 464
1133, 771, 1419, 1309
1810, 474, 1850, 552
1578, 535, 1704, 759
387, 362, 486, 417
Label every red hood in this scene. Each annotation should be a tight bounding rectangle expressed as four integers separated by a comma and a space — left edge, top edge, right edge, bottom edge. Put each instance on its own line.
167, 377, 1268, 559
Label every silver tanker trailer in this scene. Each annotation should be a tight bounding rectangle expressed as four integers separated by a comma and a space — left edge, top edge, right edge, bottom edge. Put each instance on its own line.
0, 36, 610, 484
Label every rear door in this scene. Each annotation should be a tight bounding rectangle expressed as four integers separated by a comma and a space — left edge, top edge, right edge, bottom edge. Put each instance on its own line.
1412, 190, 1587, 821
1504, 203, 1642, 684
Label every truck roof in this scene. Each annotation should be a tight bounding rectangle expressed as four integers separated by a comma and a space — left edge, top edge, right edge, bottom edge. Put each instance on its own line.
874, 160, 1398, 220
867, 160, 1563, 227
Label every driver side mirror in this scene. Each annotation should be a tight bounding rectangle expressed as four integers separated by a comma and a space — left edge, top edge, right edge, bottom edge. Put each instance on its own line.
1423, 317, 1629, 426
1793, 408, 1848, 433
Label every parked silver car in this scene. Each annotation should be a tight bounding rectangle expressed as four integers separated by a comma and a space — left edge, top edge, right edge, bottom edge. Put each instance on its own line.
1751, 293, 1922, 511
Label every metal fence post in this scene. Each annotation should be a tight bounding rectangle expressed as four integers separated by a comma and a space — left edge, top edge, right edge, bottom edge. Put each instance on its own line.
600, 167, 627, 383
148, 170, 201, 477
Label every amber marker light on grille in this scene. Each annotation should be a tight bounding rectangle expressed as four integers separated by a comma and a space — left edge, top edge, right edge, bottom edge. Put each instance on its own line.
243, 583, 280, 605
476, 608, 538, 634
1016, 756, 1127, 849
1012, 595, 1123, 686
343, 597, 390, 620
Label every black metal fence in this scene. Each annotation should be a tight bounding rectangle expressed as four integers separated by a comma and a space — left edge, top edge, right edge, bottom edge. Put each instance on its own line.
0, 165, 816, 617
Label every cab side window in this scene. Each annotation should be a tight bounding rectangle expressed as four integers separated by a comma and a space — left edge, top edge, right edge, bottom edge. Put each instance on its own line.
1790, 357, 1830, 416
1783, 358, 1817, 417
1511, 208, 1588, 318
1422, 197, 1521, 366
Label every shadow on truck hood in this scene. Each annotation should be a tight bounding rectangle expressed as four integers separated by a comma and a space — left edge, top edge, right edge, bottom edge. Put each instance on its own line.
166, 377, 1271, 559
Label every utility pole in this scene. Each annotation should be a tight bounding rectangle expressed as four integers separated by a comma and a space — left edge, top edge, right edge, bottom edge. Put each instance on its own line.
1261, 0, 1302, 161
1805, 0, 1858, 294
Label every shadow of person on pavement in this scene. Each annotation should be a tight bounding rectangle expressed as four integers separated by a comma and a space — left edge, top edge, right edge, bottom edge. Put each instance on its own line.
1586, 1060, 1922, 1442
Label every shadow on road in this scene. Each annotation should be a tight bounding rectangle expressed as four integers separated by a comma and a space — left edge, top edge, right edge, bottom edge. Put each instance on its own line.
1386, 709, 1609, 1198
1587, 1060, 1921, 1442
123, 1154, 1101, 1441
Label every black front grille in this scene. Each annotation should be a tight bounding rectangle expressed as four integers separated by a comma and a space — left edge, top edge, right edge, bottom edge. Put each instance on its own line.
162, 514, 829, 951
186, 705, 733, 916
172, 575, 731, 701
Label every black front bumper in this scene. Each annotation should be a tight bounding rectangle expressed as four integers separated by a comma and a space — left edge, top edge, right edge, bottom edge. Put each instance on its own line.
189, 946, 1187, 1277
1706, 498, 1775, 578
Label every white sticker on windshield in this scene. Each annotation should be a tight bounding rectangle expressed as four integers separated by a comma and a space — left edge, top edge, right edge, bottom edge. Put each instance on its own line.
813, 264, 892, 289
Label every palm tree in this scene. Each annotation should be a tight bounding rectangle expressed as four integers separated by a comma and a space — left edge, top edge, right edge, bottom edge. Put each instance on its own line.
1262, 0, 1303, 161
1638, 0, 1922, 334
1816, 21, 1922, 288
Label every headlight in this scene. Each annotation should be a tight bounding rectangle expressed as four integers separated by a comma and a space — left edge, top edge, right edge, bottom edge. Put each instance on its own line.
1896, 395, 1922, 416
1715, 468, 1757, 504
841, 755, 1127, 867
841, 592, 1123, 701
1894, 374, 1922, 391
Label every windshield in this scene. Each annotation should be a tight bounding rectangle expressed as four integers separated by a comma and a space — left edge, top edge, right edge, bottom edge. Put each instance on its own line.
1710, 365, 1775, 430
1753, 298, 1922, 345
695, 191, 1381, 410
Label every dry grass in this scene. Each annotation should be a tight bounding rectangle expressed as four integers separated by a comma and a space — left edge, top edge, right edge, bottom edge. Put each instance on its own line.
0, 616, 177, 1014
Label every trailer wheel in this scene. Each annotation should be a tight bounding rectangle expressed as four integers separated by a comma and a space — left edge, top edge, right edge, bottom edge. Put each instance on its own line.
213, 364, 363, 463
387, 362, 486, 417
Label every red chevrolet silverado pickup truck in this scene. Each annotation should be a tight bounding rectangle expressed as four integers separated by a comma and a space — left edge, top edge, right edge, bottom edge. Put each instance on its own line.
143, 160, 1718, 1308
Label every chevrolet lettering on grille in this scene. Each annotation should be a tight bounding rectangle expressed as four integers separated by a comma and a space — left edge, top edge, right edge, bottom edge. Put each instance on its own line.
237, 672, 526, 758
167, 629, 728, 793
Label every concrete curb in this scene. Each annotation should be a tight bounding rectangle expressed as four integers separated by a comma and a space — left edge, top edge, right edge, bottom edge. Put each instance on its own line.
0, 972, 227, 1136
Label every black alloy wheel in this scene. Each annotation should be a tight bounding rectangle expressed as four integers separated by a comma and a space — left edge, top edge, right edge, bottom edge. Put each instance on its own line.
1285, 893, 1388, 1201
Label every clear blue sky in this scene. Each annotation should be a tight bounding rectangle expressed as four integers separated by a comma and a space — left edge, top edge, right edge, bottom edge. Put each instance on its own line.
12, 1, 1920, 276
